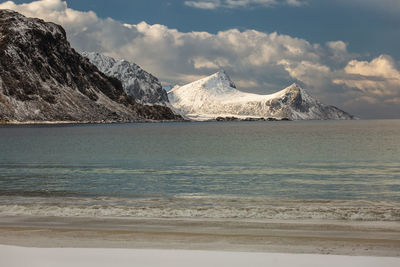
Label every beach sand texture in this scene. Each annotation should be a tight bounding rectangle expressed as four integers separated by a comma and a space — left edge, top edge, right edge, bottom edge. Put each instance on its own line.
0, 215, 399, 257
2, 245, 400, 267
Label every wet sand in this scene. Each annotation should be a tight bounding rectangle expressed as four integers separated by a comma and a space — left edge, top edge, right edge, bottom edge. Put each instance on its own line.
0, 215, 399, 256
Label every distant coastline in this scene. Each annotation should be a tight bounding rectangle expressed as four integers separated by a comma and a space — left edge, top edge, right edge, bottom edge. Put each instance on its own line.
0, 117, 288, 125
0, 119, 186, 125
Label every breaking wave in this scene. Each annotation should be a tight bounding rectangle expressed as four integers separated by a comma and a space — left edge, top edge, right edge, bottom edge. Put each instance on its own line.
0, 195, 399, 221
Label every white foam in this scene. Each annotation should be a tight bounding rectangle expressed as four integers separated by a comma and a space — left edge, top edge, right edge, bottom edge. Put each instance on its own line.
0, 196, 399, 221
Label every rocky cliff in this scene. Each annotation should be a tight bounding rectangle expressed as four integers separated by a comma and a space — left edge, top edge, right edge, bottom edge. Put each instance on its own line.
0, 10, 180, 123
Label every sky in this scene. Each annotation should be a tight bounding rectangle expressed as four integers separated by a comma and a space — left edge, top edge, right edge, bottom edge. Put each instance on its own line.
0, 0, 399, 118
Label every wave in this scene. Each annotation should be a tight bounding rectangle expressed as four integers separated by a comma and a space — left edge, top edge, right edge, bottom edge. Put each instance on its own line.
0, 196, 399, 221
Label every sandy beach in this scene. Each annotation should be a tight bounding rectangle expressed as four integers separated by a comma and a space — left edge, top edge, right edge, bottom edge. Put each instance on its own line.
2, 245, 400, 267
1, 215, 400, 266
0, 215, 399, 254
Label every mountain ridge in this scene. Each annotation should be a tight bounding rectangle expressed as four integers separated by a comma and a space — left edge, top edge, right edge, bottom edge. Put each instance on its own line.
168, 70, 354, 120
81, 52, 169, 105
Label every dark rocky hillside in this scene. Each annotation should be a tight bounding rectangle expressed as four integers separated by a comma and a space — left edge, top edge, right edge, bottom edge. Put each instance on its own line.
0, 9, 181, 123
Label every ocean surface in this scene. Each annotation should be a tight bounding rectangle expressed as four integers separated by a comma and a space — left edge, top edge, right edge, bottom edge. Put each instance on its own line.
0, 120, 399, 221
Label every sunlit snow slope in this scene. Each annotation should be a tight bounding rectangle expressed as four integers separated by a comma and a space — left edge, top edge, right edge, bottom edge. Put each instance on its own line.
168, 71, 353, 120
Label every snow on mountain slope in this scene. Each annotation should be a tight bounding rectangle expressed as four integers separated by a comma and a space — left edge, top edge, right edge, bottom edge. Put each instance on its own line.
168, 70, 354, 120
81, 52, 169, 105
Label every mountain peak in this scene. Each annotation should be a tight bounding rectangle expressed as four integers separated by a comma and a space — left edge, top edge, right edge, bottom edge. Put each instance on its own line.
283, 83, 302, 93
288, 83, 300, 89
204, 70, 236, 89
81, 52, 117, 71
277, 83, 319, 107
81, 51, 169, 105
0, 9, 22, 20
214, 69, 228, 78
168, 74, 354, 120
0, 9, 66, 39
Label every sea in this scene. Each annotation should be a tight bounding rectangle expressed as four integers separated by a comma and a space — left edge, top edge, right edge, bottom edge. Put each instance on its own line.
0, 120, 399, 221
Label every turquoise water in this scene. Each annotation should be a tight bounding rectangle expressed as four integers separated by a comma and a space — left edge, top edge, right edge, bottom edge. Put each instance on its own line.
0, 120, 399, 220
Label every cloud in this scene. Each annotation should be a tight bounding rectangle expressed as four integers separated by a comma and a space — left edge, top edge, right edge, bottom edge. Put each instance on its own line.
184, 0, 306, 10
184, 1, 221, 9
286, 0, 305, 7
329, 54, 400, 118
0, 0, 98, 30
334, 55, 400, 98
0, 0, 399, 118
191, 57, 231, 69
0, 0, 325, 88
278, 60, 331, 87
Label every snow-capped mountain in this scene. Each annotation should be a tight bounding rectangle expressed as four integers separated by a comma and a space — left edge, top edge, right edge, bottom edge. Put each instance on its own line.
0, 10, 180, 123
168, 70, 354, 120
81, 52, 169, 105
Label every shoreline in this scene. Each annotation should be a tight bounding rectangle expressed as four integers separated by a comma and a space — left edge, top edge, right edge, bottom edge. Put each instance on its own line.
0, 119, 188, 125
1, 215, 399, 257
2, 118, 400, 126
1, 117, 366, 125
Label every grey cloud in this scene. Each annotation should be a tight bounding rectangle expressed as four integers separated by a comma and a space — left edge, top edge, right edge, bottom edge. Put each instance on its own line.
184, 0, 306, 10
184, 1, 221, 9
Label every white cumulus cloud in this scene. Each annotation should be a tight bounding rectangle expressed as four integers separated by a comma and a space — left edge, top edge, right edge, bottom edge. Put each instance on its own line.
334, 55, 400, 98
